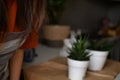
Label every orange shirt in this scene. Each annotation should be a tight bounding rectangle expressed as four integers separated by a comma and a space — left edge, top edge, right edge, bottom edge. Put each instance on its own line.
8, 0, 39, 49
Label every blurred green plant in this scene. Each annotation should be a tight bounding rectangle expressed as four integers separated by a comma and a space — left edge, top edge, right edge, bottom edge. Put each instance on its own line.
87, 38, 114, 51
68, 35, 90, 61
46, 0, 67, 24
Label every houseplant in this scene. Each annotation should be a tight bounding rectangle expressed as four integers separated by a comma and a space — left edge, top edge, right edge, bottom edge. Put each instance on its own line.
59, 31, 76, 57
59, 30, 89, 57
87, 38, 114, 71
67, 34, 90, 80
43, 0, 70, 47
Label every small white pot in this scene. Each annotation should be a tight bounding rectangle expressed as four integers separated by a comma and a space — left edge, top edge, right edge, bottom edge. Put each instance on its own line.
68, 58, 89, 80
64, 39, 72, 49
88, 50, 109, 71
59, 39, 72, 57
59, 46, 69, 57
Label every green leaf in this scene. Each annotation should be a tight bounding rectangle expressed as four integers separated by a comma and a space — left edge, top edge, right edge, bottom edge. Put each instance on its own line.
46, 0, 67, 24
88, 38, 114, 51
68, 34, 90, 61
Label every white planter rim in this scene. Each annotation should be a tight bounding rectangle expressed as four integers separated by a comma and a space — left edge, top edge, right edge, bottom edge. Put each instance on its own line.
67, 58, 89, 66
68, 58, 89, 61
86, 49, 108, 53
68, 58, 89, 69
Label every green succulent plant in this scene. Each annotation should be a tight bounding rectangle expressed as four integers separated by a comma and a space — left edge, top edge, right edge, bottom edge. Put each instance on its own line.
87, 38, 114, 51
68, 35, 90, 61
46, 0, 67, 24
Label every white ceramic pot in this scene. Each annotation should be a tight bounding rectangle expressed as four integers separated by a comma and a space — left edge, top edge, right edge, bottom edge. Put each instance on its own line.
59, 39, 72, 57
88, 50, 109, 71
64, 39, 72, 49
68, 58, 89, 80
59, 46, 69, 57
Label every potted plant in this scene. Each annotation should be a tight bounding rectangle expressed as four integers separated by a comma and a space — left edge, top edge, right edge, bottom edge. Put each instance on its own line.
59, 31, 76, 57
60, 30, 83, 57
43, 0, 70, 47
87, 38, 114, 71
67, 35, 90, 80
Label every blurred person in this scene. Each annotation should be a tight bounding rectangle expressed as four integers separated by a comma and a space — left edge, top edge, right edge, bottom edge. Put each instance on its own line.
0, 0, 45, 80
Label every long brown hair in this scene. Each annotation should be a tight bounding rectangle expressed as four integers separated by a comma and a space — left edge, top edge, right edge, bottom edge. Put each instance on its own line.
0, 0, 8, 43
16, 0, 45, 32
0, 0, 45, 43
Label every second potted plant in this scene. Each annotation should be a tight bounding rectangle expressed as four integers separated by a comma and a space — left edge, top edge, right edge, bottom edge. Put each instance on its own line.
87, 38, 114, 71
67, 35, 90, 80
43, 0, 70, 47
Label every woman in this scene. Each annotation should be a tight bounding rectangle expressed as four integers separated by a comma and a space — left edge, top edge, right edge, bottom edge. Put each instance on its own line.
0, 0, 45, 80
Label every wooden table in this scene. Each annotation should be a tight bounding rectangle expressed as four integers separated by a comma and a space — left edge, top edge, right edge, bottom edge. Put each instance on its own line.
24, 57, 120, 80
